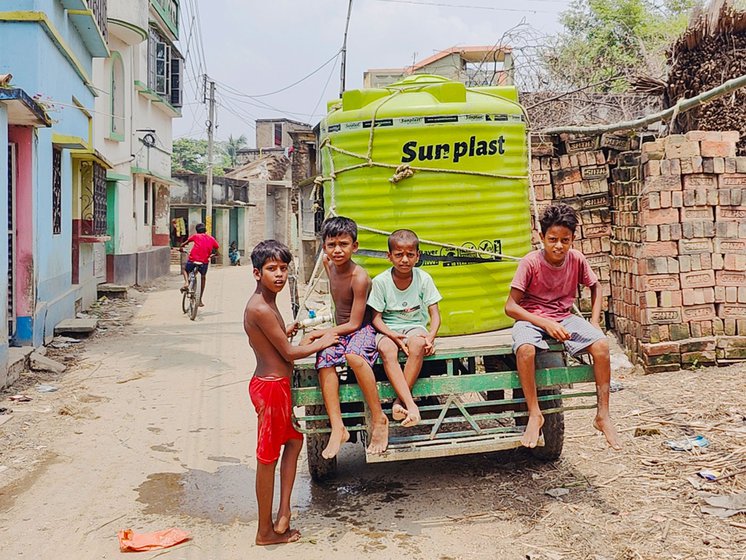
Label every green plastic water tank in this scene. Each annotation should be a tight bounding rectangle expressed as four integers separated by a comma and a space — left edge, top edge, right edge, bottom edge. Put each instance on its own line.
320, 74, 531, 336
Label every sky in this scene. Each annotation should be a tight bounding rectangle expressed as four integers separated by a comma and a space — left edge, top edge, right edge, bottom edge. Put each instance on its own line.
176, 0, 574, 147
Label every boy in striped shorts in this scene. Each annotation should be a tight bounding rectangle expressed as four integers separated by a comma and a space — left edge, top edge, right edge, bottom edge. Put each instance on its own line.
505, 203, 621, 450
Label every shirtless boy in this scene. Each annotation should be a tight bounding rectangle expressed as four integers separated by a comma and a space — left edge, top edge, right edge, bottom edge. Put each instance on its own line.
368, 229, 442, 427
244, 240, 337, 545
505, 203, 621, 450
307, 217, 390, 459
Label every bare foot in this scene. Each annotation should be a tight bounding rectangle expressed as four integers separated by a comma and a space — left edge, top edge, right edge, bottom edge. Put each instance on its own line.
199, 302, 205, 307
256, 528, 300, 546
400, 406, 420, 428
180, 286, 188, 293
520, 414, 544, 448
392, 401, 407, 421
366, 417, 389, 454
593, 415, 622, 450
321, 427, 349, 459
274, 510, 291, 534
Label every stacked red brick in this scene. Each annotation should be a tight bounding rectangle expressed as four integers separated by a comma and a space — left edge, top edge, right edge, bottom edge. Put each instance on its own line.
610, 131, 746, 371
530, 134, 632, 323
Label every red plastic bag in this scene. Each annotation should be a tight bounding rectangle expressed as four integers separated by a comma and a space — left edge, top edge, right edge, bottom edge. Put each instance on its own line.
117, 528, 191, 552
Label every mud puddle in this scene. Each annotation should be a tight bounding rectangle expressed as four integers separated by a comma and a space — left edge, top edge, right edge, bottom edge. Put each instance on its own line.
135, 464, 313, 524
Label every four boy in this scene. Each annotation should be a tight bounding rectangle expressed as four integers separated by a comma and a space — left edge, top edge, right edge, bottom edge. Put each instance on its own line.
245, 203, 621, 546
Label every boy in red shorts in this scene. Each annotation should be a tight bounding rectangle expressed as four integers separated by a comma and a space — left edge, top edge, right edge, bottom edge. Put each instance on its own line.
244, 240, 337, 545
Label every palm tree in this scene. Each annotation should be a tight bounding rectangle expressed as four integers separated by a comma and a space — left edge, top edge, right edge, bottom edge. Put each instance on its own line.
225, 134, 248, 167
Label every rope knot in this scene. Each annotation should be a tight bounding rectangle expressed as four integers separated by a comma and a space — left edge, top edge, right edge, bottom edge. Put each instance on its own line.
389, 164, 415, 184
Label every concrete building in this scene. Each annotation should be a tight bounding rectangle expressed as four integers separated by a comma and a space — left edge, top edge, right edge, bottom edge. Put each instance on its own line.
0, 1, 110, 353
363, 46, 513, 88
93, 0, 182, 286
235, 118, 312, 169
289, 128, 322, 283
0, 82, 52, 387
170, 172, 252, 266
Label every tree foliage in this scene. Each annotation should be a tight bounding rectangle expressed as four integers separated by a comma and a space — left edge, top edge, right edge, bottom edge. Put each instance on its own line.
172, 138, 232, 175
547, 0, 701, 91
225, 134, 248, 167
172, 138, 208, 174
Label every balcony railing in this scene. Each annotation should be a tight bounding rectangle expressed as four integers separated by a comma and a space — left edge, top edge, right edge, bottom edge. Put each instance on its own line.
89, 0, 108, 45
64, 0, 108, 56
151, 0, 179, 39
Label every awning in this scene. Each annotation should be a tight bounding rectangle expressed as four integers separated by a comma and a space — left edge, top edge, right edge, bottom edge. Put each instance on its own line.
0, 88, 51, 127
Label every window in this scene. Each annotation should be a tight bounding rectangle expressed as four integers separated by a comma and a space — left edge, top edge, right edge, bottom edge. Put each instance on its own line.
144, 178, 151, 225
274, 123, 283, 147
110, 51, 125, 140
170, 57, 182, 107
80, 161, 108, 236
147, 26, 183, 108
155, 41, 169, 95
52, 147, 62, 235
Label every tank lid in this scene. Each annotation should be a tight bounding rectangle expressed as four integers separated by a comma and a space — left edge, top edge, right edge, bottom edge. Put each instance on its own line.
388, 74, 450, 88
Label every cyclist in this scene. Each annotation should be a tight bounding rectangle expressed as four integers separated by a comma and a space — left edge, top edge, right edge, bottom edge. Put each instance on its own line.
180, 223, 219, 307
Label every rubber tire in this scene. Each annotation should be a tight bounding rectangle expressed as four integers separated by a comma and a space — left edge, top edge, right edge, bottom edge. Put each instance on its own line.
305, 405, 337, 482
189, 273, 201, 321
181, 290, 189, 314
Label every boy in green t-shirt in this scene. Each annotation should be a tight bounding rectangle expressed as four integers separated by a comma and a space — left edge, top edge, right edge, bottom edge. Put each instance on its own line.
368, 229, 442, 427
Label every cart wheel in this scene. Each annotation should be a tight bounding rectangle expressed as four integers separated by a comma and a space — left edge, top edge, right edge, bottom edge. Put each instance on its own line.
305, 405, 337, 482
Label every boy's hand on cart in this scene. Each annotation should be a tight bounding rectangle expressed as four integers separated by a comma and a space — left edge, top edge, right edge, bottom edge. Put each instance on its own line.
285, 321, 299, 338
542, 319, 571, 342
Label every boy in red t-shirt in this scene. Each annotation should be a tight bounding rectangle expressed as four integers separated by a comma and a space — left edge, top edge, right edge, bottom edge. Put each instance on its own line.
505, 203, 621, 450
180, 223, 219, 307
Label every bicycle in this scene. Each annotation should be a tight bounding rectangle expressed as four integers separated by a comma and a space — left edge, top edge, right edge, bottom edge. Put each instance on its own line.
180, 250, 203, 321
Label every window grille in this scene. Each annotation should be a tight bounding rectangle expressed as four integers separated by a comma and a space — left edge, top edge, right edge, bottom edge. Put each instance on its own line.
52, 148, 62, 235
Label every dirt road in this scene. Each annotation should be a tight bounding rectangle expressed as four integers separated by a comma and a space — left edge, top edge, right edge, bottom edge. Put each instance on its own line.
0, 266, 744, 559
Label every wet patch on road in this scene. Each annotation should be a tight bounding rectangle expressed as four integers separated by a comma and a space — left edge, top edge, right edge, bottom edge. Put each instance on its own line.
135, 465, 312, 524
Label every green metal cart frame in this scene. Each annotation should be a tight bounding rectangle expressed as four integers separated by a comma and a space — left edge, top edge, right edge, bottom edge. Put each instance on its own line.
292, 329, 597, 481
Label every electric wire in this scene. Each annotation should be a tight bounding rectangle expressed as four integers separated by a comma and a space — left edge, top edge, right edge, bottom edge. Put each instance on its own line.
227, 50, 342, 98
371, 0, 557, 14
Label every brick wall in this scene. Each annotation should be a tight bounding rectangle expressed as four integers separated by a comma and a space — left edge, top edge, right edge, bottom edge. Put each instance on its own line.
530, 130, 746, 371
610, 132, 746, 371
530, 133, 632, 327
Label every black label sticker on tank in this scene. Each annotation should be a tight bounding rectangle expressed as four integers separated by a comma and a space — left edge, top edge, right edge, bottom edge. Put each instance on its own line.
424, 115, 459, 124
325, 113, 525, 135
362, 119, 393, 128
357, 241, 503, 267
438, 240, 503, 267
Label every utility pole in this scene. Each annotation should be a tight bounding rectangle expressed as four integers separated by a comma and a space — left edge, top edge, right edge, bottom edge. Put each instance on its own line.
205, 78, 215, 235
339, 0, 353, 98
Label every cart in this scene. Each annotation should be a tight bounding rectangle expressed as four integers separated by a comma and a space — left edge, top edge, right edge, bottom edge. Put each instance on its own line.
292, 329, 598, 481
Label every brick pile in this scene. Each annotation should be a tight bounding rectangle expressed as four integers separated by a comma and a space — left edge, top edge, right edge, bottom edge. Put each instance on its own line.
530, 133, 633, 323
609, 131, 746, 371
